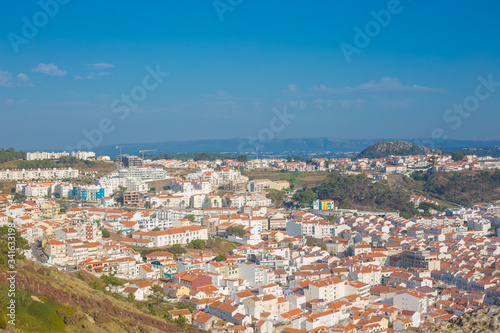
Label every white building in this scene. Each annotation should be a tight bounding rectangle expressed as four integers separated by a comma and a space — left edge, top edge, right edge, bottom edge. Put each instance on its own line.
26, 151, 95, 160
393, 290, 428, 314
0, 168, 79, 180
131, 225, 208, 247
239, 262, 275, 288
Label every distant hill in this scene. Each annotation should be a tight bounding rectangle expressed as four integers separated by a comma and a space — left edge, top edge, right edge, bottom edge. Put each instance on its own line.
357, 141, 433, 159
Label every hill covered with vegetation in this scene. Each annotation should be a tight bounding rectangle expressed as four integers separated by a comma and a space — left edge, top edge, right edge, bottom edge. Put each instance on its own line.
315, 172, 418, 218
411, 169, 500, 206
357, 140, 433, 159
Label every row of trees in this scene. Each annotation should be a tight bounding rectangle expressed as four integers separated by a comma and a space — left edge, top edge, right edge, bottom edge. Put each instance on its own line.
226, 226, 246, 237
0, 147, 26, 163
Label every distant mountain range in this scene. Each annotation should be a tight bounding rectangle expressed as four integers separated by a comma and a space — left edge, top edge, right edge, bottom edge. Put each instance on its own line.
93, 138, 500, 158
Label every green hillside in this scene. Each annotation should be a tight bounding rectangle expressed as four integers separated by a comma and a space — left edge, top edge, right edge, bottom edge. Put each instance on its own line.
357, 141, 432, 159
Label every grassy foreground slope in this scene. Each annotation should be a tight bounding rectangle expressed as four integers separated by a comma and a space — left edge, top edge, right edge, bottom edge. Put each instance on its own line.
0, 261, 204, 332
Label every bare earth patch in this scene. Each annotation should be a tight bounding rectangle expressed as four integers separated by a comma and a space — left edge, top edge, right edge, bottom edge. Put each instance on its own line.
30, 295, 44, 303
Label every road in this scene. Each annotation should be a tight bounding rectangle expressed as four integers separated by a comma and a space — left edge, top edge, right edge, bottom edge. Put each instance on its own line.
31, 241, 48, 263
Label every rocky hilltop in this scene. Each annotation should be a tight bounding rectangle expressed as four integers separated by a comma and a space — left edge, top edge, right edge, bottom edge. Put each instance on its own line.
357, 140, 434, 159
424, 306, 500, 333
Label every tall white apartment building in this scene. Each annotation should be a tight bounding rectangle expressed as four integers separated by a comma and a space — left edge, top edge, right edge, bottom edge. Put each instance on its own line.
170, 178, 211, 194
51, 182, 74, 198
26, 151, 95, 160
117, 167, 168, 180
98, 176, 148, 194
239, 262, 275, 288
0, 168, 79, 180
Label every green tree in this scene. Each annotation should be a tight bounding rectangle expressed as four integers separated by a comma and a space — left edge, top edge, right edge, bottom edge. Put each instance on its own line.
13, 193, 27, 203
293, 188, 316, 207
306, 239, 315, 247
100, 274, 125, 286
0, 148, 27, 163
418, 202, 440, 212
89, 281, 104, 291
184, 214, 196, 223
150, 284, 165, 305
189, 239, 206, 249
265, 189, 286, 206
100, 228, 111, 238
169, 244, 187, 255
174, 314, 188, 329
214, 254, 226, 261
0, 225, 30, 267
149, 305, 157, 316
236, 154, 248, 162
452, 151, 464, 161
226, 226, 246, 237
152, 227, 161, 231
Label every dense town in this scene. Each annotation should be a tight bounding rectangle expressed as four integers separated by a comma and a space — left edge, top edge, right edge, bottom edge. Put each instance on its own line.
2, 150, 500, 333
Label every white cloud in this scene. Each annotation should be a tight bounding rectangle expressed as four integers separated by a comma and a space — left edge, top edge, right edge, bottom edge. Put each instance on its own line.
312, 99, 366, 109
5, 99, 14, 106
85, 63, 115, 69
311, 77, 444, 94
32, 63, 67, 76
16, 73, 29, 85
202, 89, 239, 101
288, 100, 307, 110
74, 71, 112, 80
0, 70, 12, 87
283, 83, 299, 94
0, 71, 30, 87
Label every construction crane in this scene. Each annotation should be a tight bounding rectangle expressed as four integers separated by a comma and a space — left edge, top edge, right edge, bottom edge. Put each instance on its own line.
116, 146, 122, 169
139, 149, 157, 159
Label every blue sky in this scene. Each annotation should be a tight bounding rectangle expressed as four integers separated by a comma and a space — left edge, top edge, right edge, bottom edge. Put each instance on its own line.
1, 0, 499, 150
